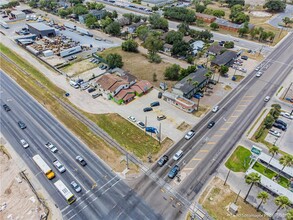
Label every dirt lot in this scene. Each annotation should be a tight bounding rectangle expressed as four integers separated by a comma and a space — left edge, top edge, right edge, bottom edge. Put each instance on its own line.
61, 59, 99, 76
198, 177, 268, 220
0, 145, 46, 220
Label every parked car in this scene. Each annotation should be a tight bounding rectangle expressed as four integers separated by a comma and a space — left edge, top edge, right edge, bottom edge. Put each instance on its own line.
256, 71, 263, 77
273, 123, 286, 131
275, 119, 287, 128
212, 106, 219, 113
71, 181, 82, 193
128, 116, 136, 122
20, 139, 29, 148
137, 121, 145, 129
158, 92, 162, 99
173, 150, 183, 161
264, 96, 270, 102
255, 66, 261, 71
143, 107, 153, 112
280, 112, 293, 120
3, 104, 11, 112
168, 165, 180, 179
157, 115, 166, 121
76, 155, 87, 166
269, 129, 281, 137
157, 155, 169, 167
87, 88, 96, 93
92, 93, 102, 99
185, 130, 195, 140
150, 101, 160, 107
241, 55, 248, 60
53, 160, 66, 173
18, 121, 27, 129
207, 121, 215, 128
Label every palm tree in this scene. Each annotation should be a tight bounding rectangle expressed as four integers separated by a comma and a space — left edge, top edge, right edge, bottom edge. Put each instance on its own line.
204, 71, 213, 92
244, 172, 261, 202
286, 209, 293, 220
272, 195, 291, 218
276, 155, 293, 179
187, 78, 193, 85
265, 146, 279, 173
256, 191, 269, 211
283, 17, 292, 27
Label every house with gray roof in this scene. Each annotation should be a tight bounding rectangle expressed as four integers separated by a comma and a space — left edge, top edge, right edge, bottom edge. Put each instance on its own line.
190, 40, 205, 56
141, 0, 174, 7
172, 68, 209, 99
211, 50, 238, 67
215, 18, 255, 32
79, 9, 106, 24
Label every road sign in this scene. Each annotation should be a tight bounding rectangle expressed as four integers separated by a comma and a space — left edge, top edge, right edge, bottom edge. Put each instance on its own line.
251, 145, 262, 155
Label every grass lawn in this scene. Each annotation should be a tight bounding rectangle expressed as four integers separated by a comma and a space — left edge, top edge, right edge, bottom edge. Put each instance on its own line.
225, 146, 251, 172
199, 177, 268, 220
234, 75, 244, 82
61, 59, 98, 76
99, 47, 173, 88
253, 162, 290, 188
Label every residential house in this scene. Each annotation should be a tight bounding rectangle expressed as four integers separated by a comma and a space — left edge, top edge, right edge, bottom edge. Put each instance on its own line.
195, 13, 216, 23
96, 74, 129, 99
208, 44, 225, 56
172, 68, 209, 99
79, 10, 106, 24
110, 68, 137, 86
162, 91, 197, 113
141, 0, 174, 7
128, 22, 146, 34
182, 36, 193, 43
131, 80, 153, 96
118, 17, 131, 27
211, 50, 238, 67
113, 88, 135, 104
215, 18, 255, 32
190, 40, 205, 56
163, 43, 173, 53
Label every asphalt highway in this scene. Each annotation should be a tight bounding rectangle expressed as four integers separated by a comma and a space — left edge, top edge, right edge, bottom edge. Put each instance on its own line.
132, 33, 293, 219
0, 71, 161, 220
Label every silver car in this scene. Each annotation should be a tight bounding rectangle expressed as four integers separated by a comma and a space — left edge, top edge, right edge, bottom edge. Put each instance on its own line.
71, 181, 82, 193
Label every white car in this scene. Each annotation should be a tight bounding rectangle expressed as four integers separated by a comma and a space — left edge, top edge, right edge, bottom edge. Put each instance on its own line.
128, 116, 136, 122
45, 142, 58, 153
185, 130, 195, 140
173, 150, 183, 161
255, 66, 261, 71
280, 112, 293, 120
137, 121, 145, 129
212, 106, 219, 113
53, 160, 66, 173
269, 129, 281, 137
256, 71, 263, 77
264, 96, 270, 102
20, 139, 29, 148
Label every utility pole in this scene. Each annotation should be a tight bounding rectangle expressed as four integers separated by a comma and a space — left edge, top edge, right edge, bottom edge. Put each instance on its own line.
283, 82, 292, 99
145, 116, 147, 135
126, 153, 129, 169
234, 190, 241, 204
158, 123, 161, 145
224, 169, 230, 185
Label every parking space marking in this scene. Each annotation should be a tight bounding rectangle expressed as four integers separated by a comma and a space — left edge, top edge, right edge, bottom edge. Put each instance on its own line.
182, 167, 193, 171
199, 149, 209, 152
220, 127, 228, 130
234, 109, 243, 112
230, 115, 238, 118
192, 158, 202, 161
225, 121, 233, 124
206, 142, 215, 145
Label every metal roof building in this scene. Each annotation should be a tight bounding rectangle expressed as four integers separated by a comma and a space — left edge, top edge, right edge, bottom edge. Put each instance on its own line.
27, 23, 56, 38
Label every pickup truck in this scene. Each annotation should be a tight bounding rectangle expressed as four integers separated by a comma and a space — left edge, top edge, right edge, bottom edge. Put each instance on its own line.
45, 142, 58, 153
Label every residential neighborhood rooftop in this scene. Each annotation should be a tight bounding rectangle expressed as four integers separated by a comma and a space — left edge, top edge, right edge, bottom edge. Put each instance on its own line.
211, 50, 238, 66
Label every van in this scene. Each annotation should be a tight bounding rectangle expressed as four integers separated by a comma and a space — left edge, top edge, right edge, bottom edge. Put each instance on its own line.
150, 101, 160, 107
173, 150, 183, 161
70, 80, 79, 89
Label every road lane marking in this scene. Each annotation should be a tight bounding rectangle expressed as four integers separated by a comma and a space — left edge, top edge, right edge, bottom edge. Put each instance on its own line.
199, 149, 209, 152
182, 167, 193, 171
226, 121, 233, 124
192, 158, 201, 161
101, 179, 120, 195
234, 110, 242, 112
206, 142, 215, 145
230, 115, 238, 118
213, 134, 222, 137
220, 128, 228, 130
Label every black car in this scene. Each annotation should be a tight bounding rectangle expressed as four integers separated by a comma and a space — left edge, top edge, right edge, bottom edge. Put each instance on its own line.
18, 121, 27, 129
241, 55, 248, 60
158, 92, 162, 99
3, 104, 11, 112
273, 123, 286, 131
143, 107, 153, 112
275, 119, 287, 128
87, 88, 96, 93
76, 156, 87, 166
150, 101, 160, 107
157, 155, 169, 167
207, 121, 215, 129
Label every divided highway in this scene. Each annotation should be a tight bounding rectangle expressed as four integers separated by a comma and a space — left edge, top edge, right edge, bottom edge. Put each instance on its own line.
0, 71, 161, 220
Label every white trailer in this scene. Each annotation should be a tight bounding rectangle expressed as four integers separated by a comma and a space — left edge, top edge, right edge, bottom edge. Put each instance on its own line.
64, 22, 76, 30
0, 20, 9, 29
60, 46, 82, 57
76, 26, 93, 37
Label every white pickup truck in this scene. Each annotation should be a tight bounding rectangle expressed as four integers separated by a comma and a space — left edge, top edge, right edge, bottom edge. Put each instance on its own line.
45, 142, 58, 153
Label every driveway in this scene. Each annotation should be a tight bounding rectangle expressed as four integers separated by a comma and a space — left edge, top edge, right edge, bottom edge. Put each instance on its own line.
268, 4, 293, 30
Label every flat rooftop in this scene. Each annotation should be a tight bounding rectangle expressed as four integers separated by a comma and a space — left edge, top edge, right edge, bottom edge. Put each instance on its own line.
27, 23, 54, 31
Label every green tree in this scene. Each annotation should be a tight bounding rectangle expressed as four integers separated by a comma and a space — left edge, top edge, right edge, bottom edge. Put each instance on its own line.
224, 41, 234, 48
286, 209, 293, 220
204, 71, 213, 91
112, 10, 118, 19
283, 17, 292, 26
213, 10, 225, 18
219, 65, 229, 76
85, 14, 97, 28
171, 40, 191, 57
153, 73, 157, 82
264, 114, 274, 129
265, 146, 279, 172
165, 31, 184, 44
29, 0, 38, 8
144, 34, 163, 54
149, 13, 168, 31
152, 6, 159, 11
58, 8, 72, 18
264, 0, 286, 12
121, 39, 138, 52
105, 21, 121, 36
238, 26, 249, 37
244, 172, 261, 202
105, 53, 123, 68
257, 191, 269, 211
210, 22, 219, 30
199, 30, 213, 41
177, 22, 190, 35
163, 7, 195, 23
226, 0, 245, 8
73, 4, 88, 15
195, 4, 206, 13
136, 25, 149, 41
276, 155, 293, 179
272, 196, 291, 218
164, 64, 181, 80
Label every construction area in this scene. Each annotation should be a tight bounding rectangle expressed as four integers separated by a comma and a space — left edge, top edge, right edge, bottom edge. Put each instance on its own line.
0, 139, 48, 220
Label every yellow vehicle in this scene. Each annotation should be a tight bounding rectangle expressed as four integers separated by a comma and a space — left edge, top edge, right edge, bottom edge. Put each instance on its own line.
32, 154, 55, 180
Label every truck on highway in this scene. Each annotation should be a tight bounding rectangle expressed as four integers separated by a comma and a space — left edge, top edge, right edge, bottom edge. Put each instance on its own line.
54, 180, 76, 204
0, 20, 9, 29
45, 142, 58, 153
32, 155, 55, 180
76, 26, 93, 37
64, 22, 76, 30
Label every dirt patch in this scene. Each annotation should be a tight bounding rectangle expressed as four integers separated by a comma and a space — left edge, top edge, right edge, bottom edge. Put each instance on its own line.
199, 177, 268, 220
193, 105, 210, 117
250, 11, 272, 17
177, 122, 191, 131
224, 85, 232, 91
152, 137, 174, 161
0, 146, 46, 220
61, 59, 98, 76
